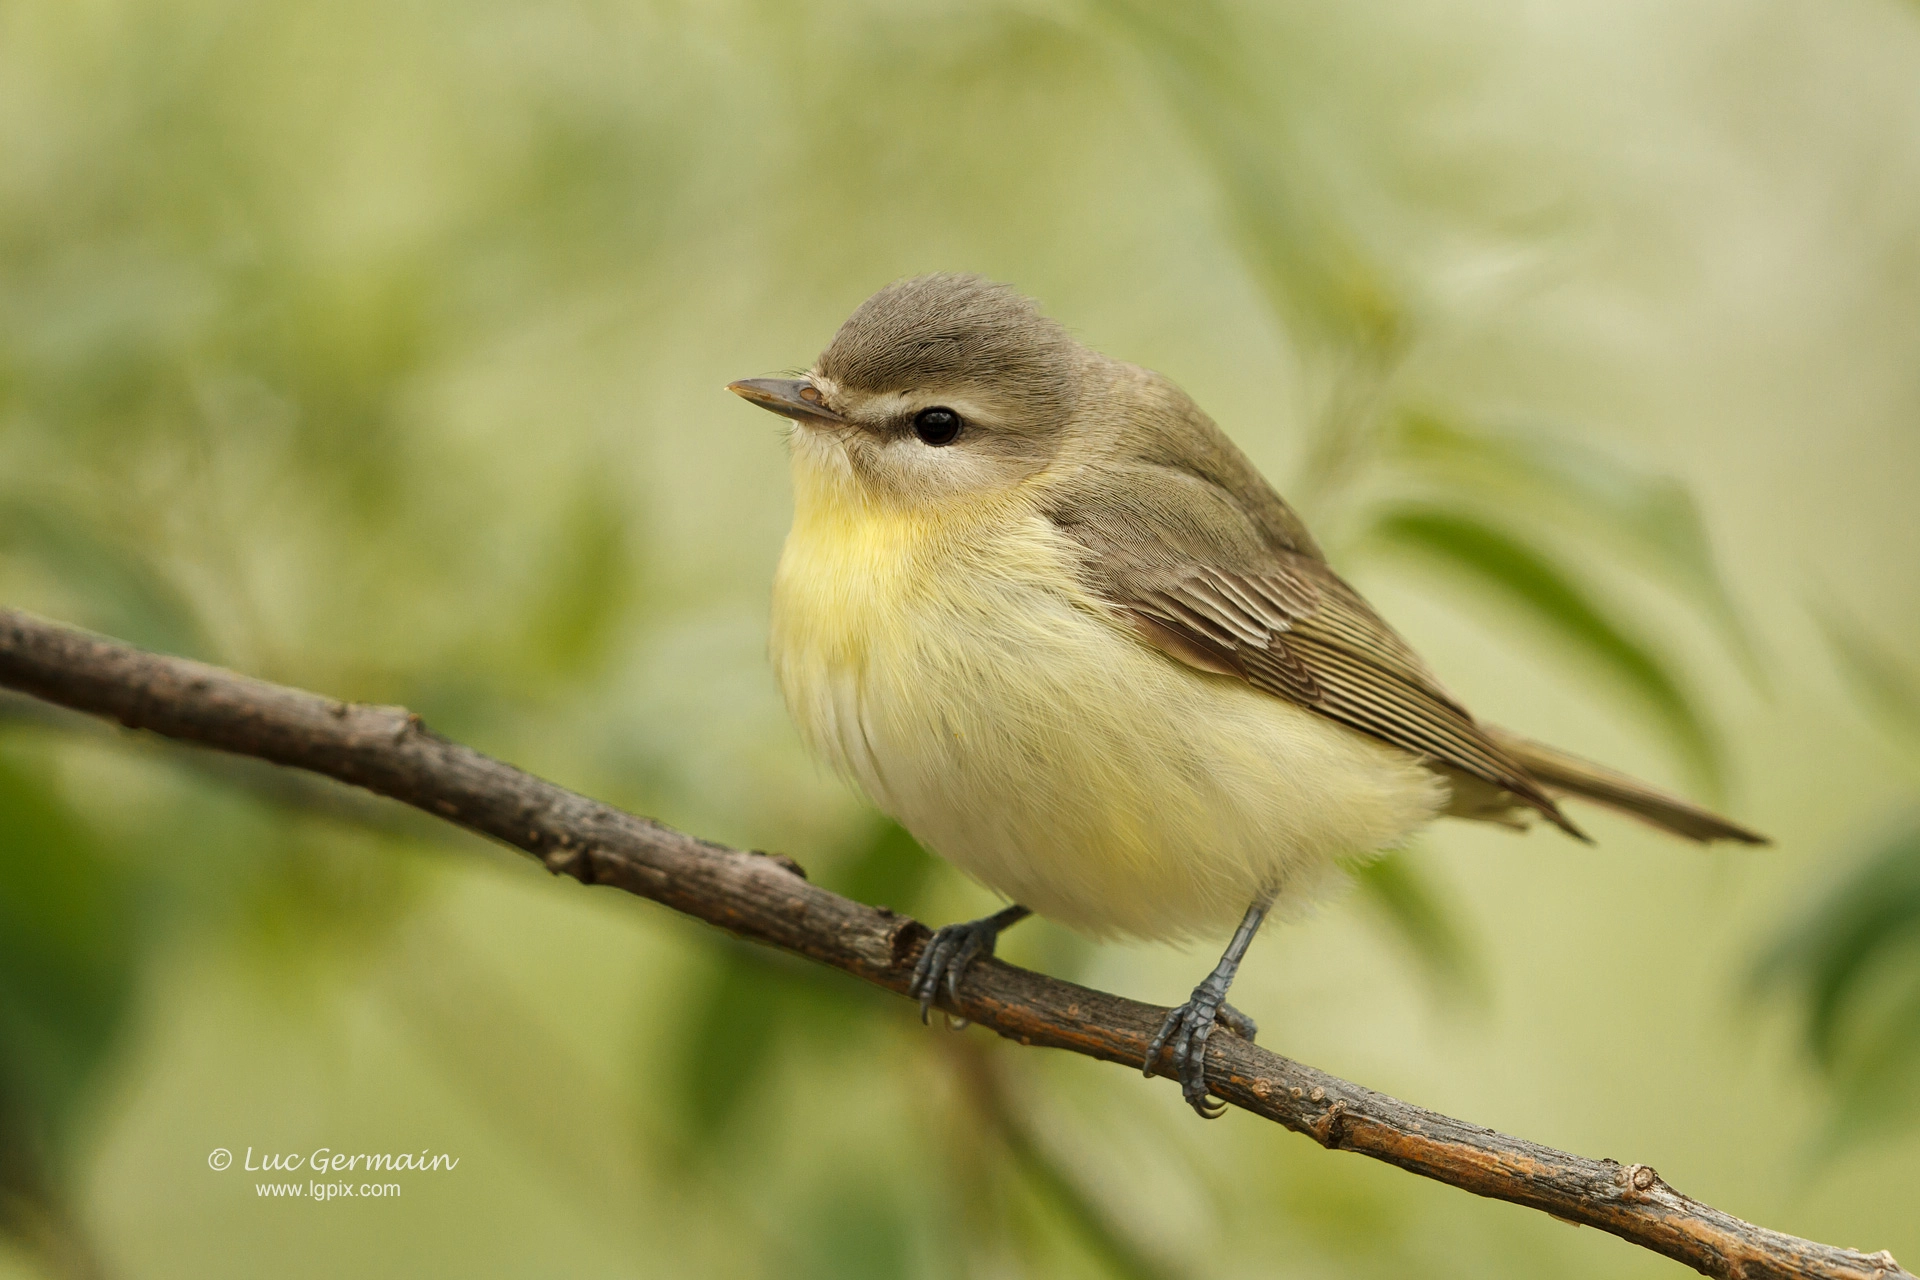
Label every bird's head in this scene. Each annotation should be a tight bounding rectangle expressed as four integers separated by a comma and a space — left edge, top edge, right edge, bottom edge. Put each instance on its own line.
729, 274, 1086, 508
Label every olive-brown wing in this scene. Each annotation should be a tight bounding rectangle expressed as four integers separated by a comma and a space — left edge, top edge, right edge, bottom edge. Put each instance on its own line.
1112, 555, 1584, 838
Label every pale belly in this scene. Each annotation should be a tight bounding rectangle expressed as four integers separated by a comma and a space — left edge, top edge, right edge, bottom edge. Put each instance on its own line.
771, 504, 1444, 942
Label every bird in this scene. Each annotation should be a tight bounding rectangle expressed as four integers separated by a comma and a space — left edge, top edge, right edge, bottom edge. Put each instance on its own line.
728, 273, 1766, 1118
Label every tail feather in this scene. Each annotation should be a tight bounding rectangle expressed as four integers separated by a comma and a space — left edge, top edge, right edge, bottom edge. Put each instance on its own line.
1482, 726, 1769, 846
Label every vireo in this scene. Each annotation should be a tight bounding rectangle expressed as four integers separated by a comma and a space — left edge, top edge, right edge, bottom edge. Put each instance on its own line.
730, 274, 1764, 1118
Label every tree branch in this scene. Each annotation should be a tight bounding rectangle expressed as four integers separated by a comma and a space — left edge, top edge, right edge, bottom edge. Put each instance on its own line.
0, 608, 1905, 1280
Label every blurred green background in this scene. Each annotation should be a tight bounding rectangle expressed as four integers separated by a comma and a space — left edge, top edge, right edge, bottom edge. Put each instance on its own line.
1, 0, 1918, 1276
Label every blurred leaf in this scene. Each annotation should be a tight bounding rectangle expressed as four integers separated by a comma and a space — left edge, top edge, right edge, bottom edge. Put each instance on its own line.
0, 494, 211, 659
1094, 0, 1417, 513
0, 750, 137, 1272
1010, 1144, 1177, 1280
1387, 412, 1763, 684
834, 819, 941, 916
1095, 0, 1405, 360
1367, 504, 1722, 789
956, 1043, 1180, 1280
672, 822, 932, 1147
1814, 601, 1920, 749
1753, 816, 1920, 1067
0, 754, 137, 1145
673, 941, 796, 1147
248, 266, 444, 520
1352, 850, 1482, 1001
1821, 956, 1920, 1147
1752, 814, 1920, 1143
367, 921, 688, 1243
232, 824, 421, 978
796, 1187, 913, 1280
518, 473, 637, 679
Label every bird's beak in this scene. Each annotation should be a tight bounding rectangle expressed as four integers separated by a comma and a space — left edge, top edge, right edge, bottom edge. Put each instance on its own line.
726, 377, 844, 425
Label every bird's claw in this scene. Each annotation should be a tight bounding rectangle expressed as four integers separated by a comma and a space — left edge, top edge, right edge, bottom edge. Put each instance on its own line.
1144, 995, 1257, 1119
910, 919, 997, 1025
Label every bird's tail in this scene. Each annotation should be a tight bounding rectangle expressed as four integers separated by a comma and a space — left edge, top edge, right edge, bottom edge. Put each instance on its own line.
1483, 726, 1769, 846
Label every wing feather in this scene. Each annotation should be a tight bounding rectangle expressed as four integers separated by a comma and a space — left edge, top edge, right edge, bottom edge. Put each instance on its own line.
1039, 387, 1749, 843
1105, 554, 1582, 837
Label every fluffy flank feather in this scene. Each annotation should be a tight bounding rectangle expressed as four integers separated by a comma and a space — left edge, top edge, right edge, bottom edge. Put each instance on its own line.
771, 441, 1446, 941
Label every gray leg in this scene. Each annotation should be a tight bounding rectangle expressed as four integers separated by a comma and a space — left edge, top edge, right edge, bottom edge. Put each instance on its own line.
910, 904, 1032, 1023
1144, 898, 1269, 1118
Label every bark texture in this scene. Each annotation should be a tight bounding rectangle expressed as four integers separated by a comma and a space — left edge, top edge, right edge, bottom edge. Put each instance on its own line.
0, 608, 1906, 1280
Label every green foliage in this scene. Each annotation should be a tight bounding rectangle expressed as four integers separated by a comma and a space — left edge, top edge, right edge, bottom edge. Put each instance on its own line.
1103, 0, 1755, 985
515, 474, 640, 682
794, 1191, 915, 1280
673, 941, 806, 1147
1357, 411, 1759, 797
1095, 0, 1408, 361
673, 822, 937, 1146
834, 819, 943, 915
0, 494, 211, 660
1752, 817, 1920, 1144
0, 756, 134, 1141
1365, 505, 1721, 788
1816, 604, 1920, 752
1351, 851, 1482, 1001
0, 749, 138, 1261
1385, 412, 1763, 684
669, 826, 1176, 1280
985, 1072, 1180, 1280
1754, 613, 1920, 1146
0, 0, 1910, 1273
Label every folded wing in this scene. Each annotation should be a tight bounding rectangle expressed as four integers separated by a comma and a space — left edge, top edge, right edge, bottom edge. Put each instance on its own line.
1116, 554, 1588, 839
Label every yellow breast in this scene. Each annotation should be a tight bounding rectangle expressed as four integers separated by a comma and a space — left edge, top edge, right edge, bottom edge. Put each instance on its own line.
772, 486, 938, 673
770, 444, 1073, 788
768, 442, 1444, 941
774, 452, 1061, 669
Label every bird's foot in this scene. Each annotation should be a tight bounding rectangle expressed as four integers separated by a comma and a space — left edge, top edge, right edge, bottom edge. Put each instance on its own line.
910, 909, 1022, 1025
1145, 992, 1257, 1119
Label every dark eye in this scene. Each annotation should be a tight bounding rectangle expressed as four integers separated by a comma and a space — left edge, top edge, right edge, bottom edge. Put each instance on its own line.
912, 406, 962, 446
